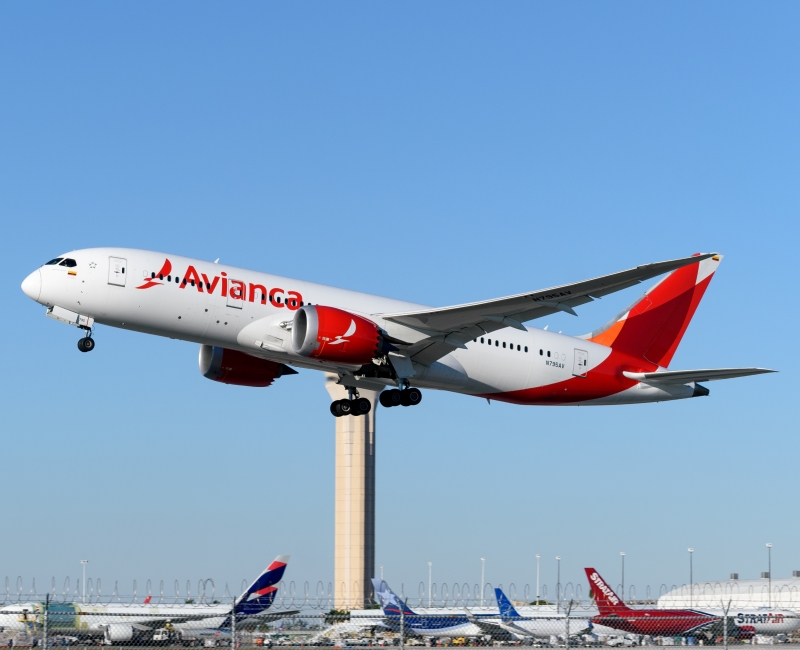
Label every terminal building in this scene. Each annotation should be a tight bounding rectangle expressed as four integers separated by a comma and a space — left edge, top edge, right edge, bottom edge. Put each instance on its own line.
658, 573, 800, 610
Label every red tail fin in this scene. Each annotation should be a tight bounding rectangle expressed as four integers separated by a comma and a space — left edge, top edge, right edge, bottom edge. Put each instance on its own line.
143, 596, 152, 604
586, 254, 722, 367
585, 568, 629, 615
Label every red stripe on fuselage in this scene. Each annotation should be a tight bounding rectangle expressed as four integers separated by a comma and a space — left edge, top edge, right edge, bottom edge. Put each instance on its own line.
477, 348, 659, 405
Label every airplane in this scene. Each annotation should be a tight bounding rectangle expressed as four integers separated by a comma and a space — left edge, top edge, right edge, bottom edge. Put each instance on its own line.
585, 568, 800, 640
490, 588, 618, 639
0, 555, 293, 644
20, 249, 774, 416
371, 578, 502, 638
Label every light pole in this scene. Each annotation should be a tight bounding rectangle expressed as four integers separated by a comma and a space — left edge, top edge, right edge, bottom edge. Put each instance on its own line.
620, 552, 626, 601
80, 560, 88, 604
428, 562, 433, 607
380, 565, 384, 581
556, 556, 561, 612
688, 549, 694, 608
480, 558, 486, 607
766, 543, 772, 607
535, 554, 541, 604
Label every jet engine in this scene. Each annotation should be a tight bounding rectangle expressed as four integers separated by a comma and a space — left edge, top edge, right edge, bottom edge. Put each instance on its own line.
292, 305, 382, 365
199, 345, 297, 387
104, 625, 133, 644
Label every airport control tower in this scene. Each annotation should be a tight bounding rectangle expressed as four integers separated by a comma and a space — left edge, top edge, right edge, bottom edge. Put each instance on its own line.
326, 375, 378, 609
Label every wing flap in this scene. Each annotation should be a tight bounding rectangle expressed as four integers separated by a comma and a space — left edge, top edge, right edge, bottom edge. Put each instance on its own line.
623, 368, 776, 384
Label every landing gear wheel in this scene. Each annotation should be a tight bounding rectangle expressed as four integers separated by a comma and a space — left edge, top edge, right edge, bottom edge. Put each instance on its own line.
352, 397, 372, 416
380, 389, 403, 408
330, 399, 354, 417
77, 337, 95, 353
400, 387, 422, 406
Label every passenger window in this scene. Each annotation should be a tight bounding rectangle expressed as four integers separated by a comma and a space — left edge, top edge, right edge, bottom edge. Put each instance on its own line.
495, 340, 499, 347
547, 351, 550, 357
191, 280, 195, 286
524, 346, 528, 353
159, 274, 163, 280
540, 349, 543, 355
167, 275, 171, 281
151, 272, 156, 279
277, 296, 282, 304
517, 345, 521, 351
45, 258, 63, 265
488, 339, 491, 345
502, 342, 506, 348
481, 337, 484, 344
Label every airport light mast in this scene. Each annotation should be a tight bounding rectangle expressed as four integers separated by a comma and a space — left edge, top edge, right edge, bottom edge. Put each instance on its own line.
620, 552, 626, 601
80, 560, 88, 604
535, 554, 541, 604
428, 562, 432, 607
688, 549, 694, 608
556, 556, 561, 613
767, 543, 773, 607
480, 558, 485, 606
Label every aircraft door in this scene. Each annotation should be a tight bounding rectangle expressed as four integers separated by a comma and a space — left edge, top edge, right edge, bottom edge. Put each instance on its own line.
226, 279, 244, 309
108, 257, 127, 286
573, 349, 588, 377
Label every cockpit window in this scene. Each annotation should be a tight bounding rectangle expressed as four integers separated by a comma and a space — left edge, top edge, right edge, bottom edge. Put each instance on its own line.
45, 258, 63, 265
58, 258, 77, 267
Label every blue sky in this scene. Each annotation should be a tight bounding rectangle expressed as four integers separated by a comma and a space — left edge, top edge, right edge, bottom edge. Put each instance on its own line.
1, 2, 797, 602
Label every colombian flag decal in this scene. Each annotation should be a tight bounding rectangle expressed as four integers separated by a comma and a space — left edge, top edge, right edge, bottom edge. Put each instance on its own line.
68, 271, 77, 276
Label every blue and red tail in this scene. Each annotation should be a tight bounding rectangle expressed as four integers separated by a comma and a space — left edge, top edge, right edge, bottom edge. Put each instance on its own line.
220, 555, 289, 628
585, 254, 722, 367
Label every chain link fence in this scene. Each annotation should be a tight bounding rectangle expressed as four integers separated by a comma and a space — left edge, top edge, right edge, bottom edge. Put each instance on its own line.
2, 578, 799, 650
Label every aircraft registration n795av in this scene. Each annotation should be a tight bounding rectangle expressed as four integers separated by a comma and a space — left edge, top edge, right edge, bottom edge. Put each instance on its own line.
20, 249, 774, 416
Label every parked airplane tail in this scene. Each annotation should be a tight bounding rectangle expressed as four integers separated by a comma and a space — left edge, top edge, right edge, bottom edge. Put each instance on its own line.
495, 588, 520, 619
371, 578, 416, 616
585, 568, 630, 615
584, 254, 721, 367
219, 555, 290, 628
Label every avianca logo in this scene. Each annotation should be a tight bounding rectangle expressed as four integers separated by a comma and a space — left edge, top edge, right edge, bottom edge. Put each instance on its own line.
136, 259, 303, 309
328, 320, 356, 345
589, 572, 620, 606
137, 259, 172, 289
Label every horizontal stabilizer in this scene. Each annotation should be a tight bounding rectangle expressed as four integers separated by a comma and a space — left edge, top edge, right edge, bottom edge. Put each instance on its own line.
623, 368, 776, 384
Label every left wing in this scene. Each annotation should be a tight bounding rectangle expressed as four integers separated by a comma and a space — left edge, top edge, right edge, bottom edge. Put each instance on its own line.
623, 368, 776, 384
379, 253, 716, 365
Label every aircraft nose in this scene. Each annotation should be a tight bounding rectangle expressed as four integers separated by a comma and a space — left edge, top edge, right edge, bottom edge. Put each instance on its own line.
21, 269, 41, 302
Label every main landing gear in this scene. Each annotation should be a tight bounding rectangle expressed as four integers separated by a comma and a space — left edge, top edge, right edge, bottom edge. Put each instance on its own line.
331, 388, 372, 418
379, 386, 422, 409
77, 329, 95, 353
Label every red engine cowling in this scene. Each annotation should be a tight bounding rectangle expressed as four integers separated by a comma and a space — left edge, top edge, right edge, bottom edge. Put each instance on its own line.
199, 345, 294, 387
291, 305, 382, 365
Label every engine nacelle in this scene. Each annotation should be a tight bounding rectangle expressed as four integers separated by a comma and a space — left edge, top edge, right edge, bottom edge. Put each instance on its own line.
104, 624, 133, 644
292, 305, 382, 365
199, 345, 295, 387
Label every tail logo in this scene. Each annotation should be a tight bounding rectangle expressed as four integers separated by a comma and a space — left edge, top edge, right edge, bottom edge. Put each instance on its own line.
589, 572, 620, 605
328, 319, 356, 345
137, 259, 172, 289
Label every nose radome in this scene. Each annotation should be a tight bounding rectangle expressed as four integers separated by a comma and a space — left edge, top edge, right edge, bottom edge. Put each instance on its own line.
21, 270, 41, 302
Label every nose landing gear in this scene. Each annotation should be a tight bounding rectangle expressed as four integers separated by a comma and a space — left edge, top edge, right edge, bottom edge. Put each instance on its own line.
77, 329, 95, 353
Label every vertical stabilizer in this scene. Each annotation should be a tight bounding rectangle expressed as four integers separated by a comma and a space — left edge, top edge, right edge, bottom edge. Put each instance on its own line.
495, 588, 520, 618
585, 568, 629, 615
585, 255, 722, 367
